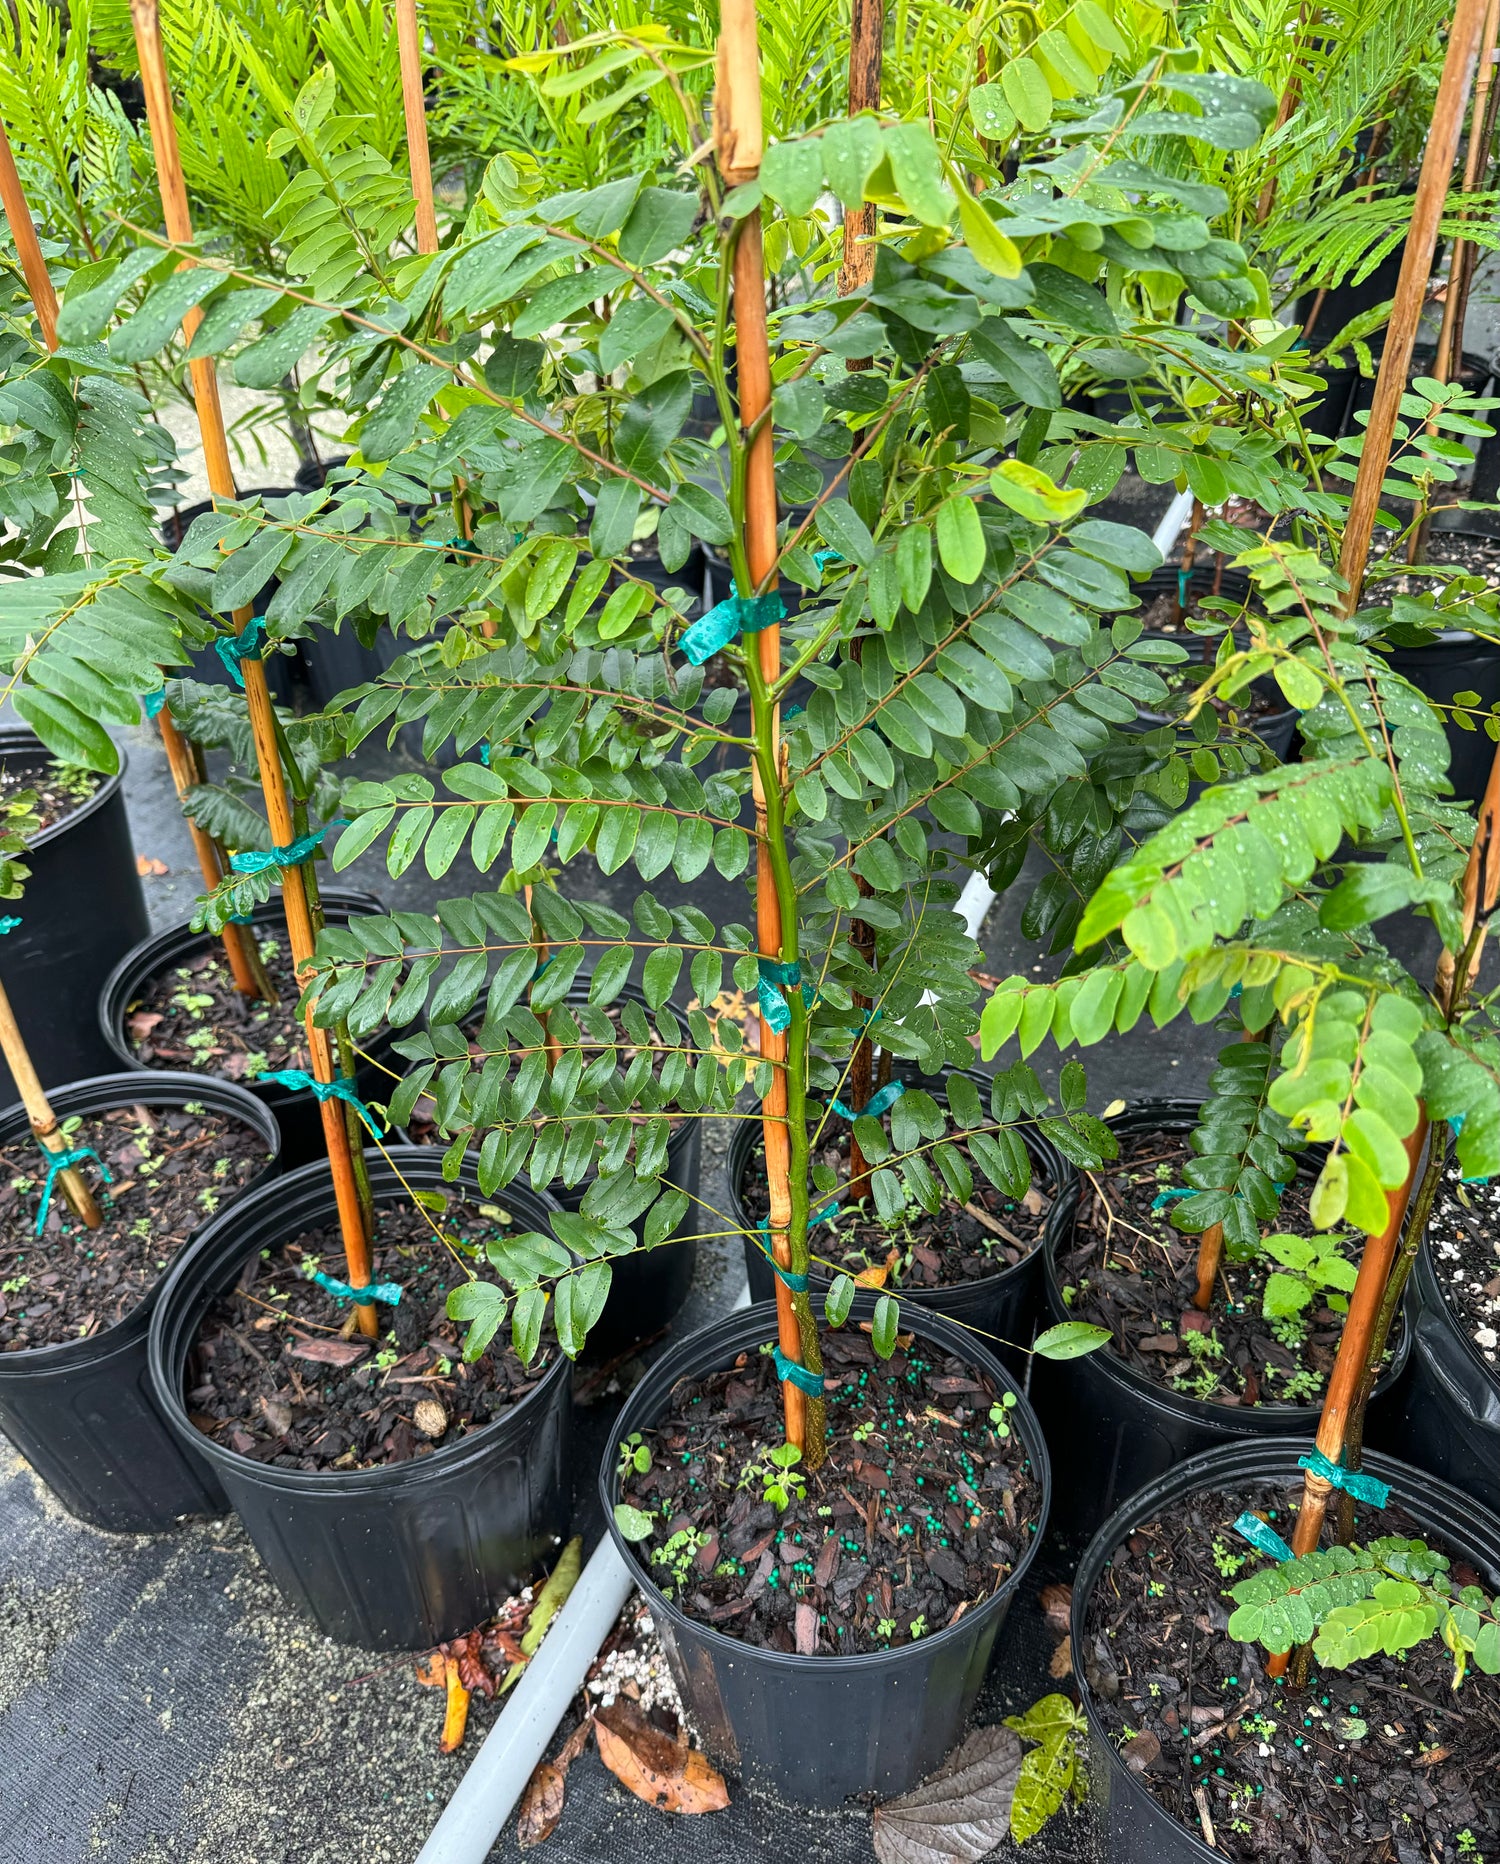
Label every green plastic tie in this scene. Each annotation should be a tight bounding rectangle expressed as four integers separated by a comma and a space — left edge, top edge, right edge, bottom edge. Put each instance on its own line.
215, 615, 267, 686
679, 590, 785, 666
1233, 1511, 1293, 1562
231, 820, 348, 876
830, 1081, 905, 1122
773, 1347, 824, 1397
1298, 1447, 1390, 1508
142, 687, 166, 719
309, 1268, 403, 1307
34, 1144, 113, 1236
251, 1070, 384, 1136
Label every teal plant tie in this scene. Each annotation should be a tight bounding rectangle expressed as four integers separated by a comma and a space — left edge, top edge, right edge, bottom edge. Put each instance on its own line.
34, 1145, 113, 1237
215, 614, 268, 687
1152, 1187, 1191, 1211
809, 1198, 841, 1226
0, 917, 19, 935
251, 1070, 385, 1136
479, 742, 490, 767
1298, 1447, 1390, 1508
830, 1080, 905, 1122
1233, 1511, 1294, 1563
231, 820, 348, 876
309, 1268, 403, 1307
773, 1347, 824, 1397
142, 687, 166, 719
756, 956, 802, 1035
755, 1226, 809, 1292
812, 548, 844, 569
679, 589, 785, 666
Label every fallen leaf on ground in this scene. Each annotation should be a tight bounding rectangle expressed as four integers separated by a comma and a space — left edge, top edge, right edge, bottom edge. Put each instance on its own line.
518, 1719, 595, 1849
1048, 1635, 1073, 1679
136, 855, 169, 876
518, 1762, 567, 1848
1122, 1730, 1160, 1772
414, 1652, 445, 1689
126, 1011, 164, 1039
288, 1335, 369, 1367
501, 1537, 582, 1693
594, 1700, 729, 1813
1038, 1583, 1071, 1631
872, 1725, 1023, 1864
440, 1655, 469, 1753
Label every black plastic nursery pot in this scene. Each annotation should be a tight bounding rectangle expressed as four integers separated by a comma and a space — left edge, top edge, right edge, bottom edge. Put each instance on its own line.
600, 1297, 1051, 1807
147, 1148, 573, 1650
1381, 585, 1500, 806
1385, 1238, 1500, 1515
98, 887, 396, 1168
729, 1069, 1070, 1374
0, 729, 149, 1103
1069, 1438, 1500, 1864
1028, 1100, 1410, 1542
0, 1072, 280, 1533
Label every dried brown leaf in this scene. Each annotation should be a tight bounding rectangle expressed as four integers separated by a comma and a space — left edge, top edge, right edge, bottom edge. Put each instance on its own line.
1048, 1635, 1073, 1679
136, 855, 169, 877
440, 1657, 470, 1754
1038, 1584, 1072, 1631
518, 1761, 567, 1849
872, 1726, 1023, 1864
288, 1336, 369, 1367
594, 1700, 729, 1814
794, 1602, 818, 1655
1122, 1731, 1160, 1773
414, 1652, 445, 1689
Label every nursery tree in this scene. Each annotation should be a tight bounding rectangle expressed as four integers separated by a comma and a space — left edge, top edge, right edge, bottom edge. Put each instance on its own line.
1, 4, 1292, 1456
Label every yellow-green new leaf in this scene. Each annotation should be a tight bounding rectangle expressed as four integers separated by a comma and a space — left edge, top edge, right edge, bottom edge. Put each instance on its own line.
989, 459, 1089, 526
956, 190, 1023, 279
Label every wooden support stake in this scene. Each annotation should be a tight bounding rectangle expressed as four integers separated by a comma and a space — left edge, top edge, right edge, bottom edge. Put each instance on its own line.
1337, 0, 1492, 612
0, 981, 102, 1228
0, 110, 267, 1000
718, 0, 811, 1452
130, 0, 376, 1335
395, 0, 440, 257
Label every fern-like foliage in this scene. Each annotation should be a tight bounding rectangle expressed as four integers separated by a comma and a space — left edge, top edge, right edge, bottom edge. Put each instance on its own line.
1228, 1537, 1500, 1686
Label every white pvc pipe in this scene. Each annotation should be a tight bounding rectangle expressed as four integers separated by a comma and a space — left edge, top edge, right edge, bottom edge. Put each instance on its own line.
1151, 485, 1195, 560
412, 1535, 635, 1864
954, 867, 997, 941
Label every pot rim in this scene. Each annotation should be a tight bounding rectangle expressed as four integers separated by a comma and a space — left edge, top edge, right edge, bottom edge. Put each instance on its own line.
147, 1146, 569, 1497
0, 726, 128, 854
1043, 1096, 1410, 1424
1068, 1437, 1500, 1864
728, 1066, 1073, 1301
599, 1294, 1051, 1674
98, 888, 390, 1079
0, 1070, 281, 1371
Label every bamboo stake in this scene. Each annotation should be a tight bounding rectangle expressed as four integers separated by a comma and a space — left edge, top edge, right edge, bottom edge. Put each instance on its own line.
395, 0, 440, 257
837, 0, 882, 300
0, 112, 269, 1001
717, 0, 815, 1453
1337, 0, 1492, 612
130, 0, 377, 1336
0, 981, 103, 1227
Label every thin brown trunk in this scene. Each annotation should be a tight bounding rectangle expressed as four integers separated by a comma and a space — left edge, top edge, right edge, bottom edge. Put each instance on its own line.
131, 0, 377, 1336
838, 0, 882, 309
1338, 0, 1493, 612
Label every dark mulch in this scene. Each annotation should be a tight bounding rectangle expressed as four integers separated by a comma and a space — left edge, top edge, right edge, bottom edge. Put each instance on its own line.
1139, 584, 1250, 639
1429, 1165, 1500, 1371
739, 1129, 1051, 1292
1081, 1479, 1500, 1863
1378, 528, 1500, 597
187, 1193, 555, 1471
1062, 1131, 1354, 1409
0, 755, 100, 835
0, 1104, 270, 1351
126, 939, 309, 1081
616, 1323, 1040, 1657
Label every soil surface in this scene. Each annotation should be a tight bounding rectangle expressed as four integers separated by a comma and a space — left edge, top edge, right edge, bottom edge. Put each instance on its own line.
740, 1128, 1053, 1292
1082, 1478, 1500, 1863
187, 1193, 555, 1471
0, 756, 101, 836
0, 1104, 270, 1351
1429, 1164, 1500, 1368
1139, 576, 1251, 638
1062, 1131, 1360, 1409
616, 1323, 1040, 1656
126, 938, 310, 1081
1375, 529, 1500, 597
